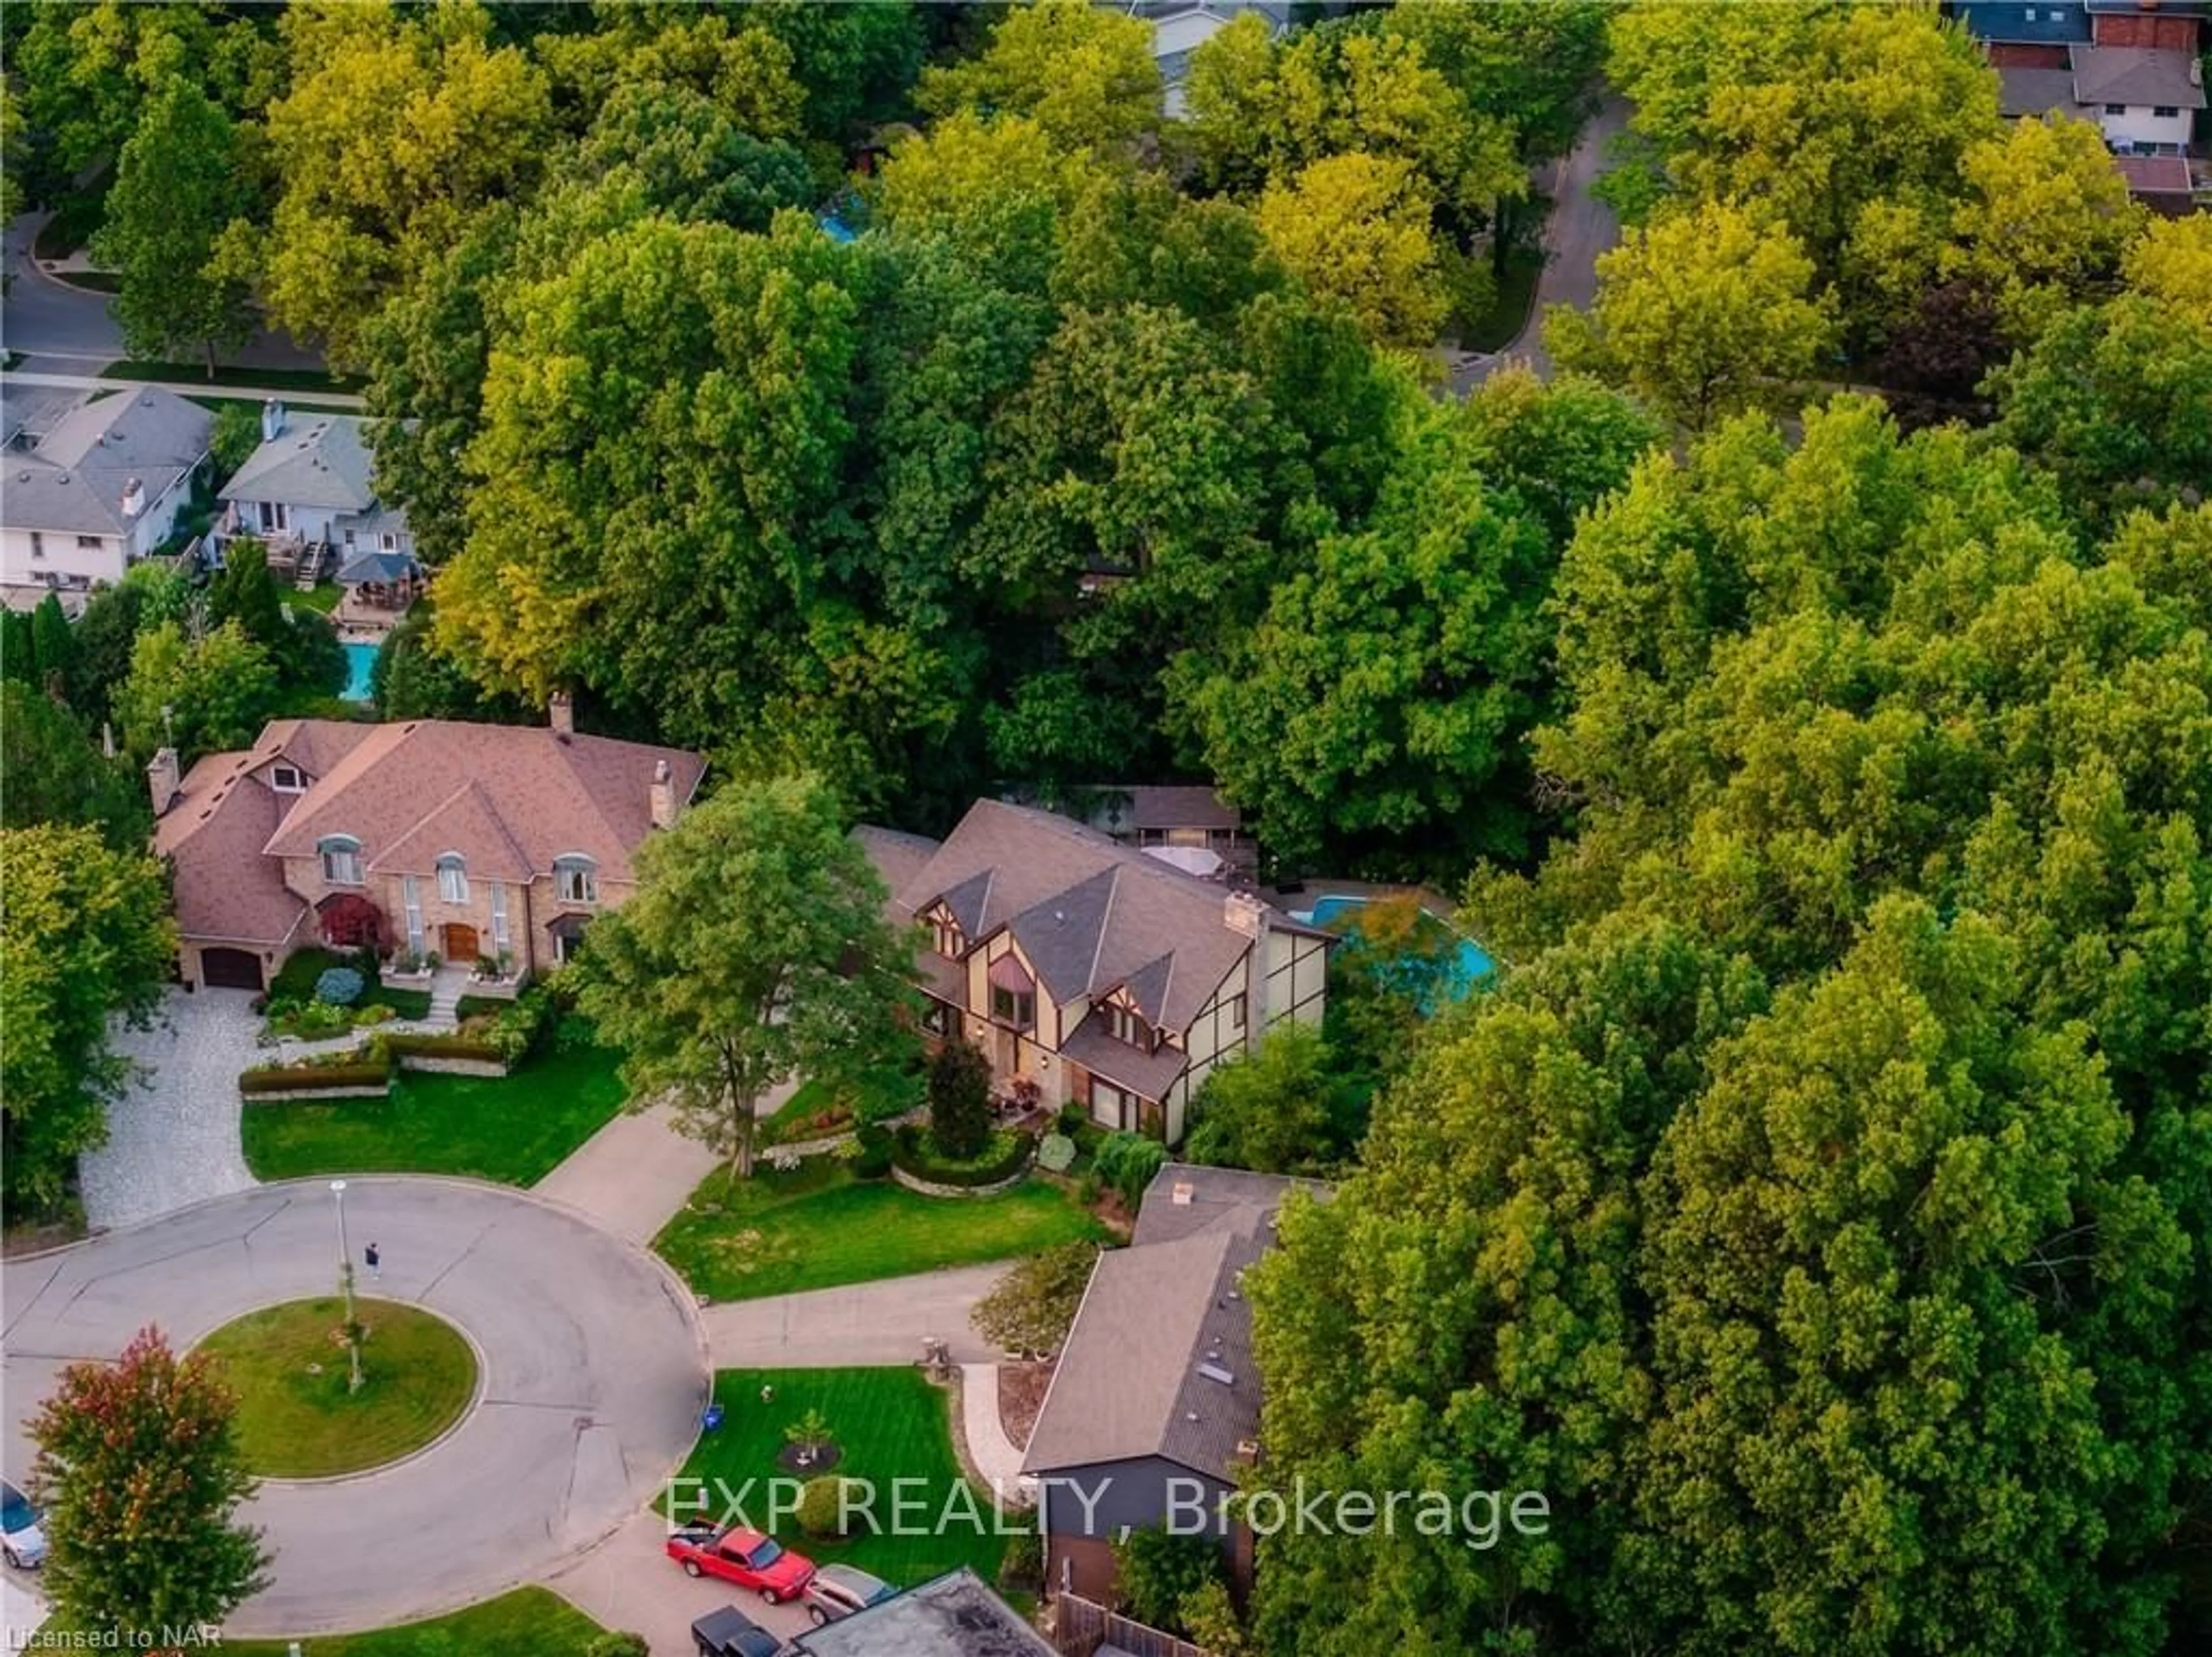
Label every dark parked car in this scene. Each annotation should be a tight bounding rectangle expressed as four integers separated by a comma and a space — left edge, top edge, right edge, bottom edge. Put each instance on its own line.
802, 1562, 897, 1625
691, 1603, 780, 1657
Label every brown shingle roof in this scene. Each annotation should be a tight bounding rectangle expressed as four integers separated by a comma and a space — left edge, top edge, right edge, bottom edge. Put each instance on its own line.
865, 800, 1316, 1034
260, 718, 704, 882
154, 752, 312, 946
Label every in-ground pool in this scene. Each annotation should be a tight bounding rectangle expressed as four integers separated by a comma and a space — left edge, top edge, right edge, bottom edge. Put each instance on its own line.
1289, 893, 1496, 1006
340, 640, 377, 701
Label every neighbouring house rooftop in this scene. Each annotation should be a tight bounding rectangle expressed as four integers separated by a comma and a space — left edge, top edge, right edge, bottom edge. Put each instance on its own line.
221, 410, 380, 512
2070, 41, 2208, 105
256, 717, 704, 883
2114, 151, 2198, 192
1023, 1164, 1325, 1483
1998, 64, 2082, 116
861, 800, 1322, 1038
0, 387, 212, 539
783, 1567, 1051, 1657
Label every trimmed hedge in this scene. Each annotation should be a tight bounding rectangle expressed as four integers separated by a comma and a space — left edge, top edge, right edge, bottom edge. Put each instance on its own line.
892, 1124, 1036, 1188
241, 1062, 390, 1095
385, 1032, 506, 1065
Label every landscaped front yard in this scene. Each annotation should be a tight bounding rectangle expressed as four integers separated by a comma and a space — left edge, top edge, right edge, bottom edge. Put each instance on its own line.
241, 1041, 628, 1186
676, 1366, 1015, 1591
268, 947, 431, 1026
657, 1159, 1111, 1304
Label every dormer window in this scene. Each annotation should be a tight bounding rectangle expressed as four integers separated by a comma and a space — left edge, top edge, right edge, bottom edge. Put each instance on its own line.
270, 764, 305, 794
554, 855, 597, 905
1106, 1001, 1149, 1050
436, 853, 468, 904
319, 835, 363, 886
932, 913, 965, 959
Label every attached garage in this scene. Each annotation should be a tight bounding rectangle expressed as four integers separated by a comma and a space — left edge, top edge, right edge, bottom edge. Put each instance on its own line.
200, 947, 265, 992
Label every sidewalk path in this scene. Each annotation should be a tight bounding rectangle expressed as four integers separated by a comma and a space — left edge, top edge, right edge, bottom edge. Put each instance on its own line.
702, 1264, 1009, 1369
960, 1363, 1030, 1498
533, 1101, 722, 1247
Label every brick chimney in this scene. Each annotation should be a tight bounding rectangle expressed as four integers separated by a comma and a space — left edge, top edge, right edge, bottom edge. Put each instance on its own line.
649, 758, 677, 830
548, 691, 574, 741
146, 747, 182, 817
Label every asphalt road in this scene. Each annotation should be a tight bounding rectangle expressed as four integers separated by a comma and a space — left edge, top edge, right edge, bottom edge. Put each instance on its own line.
3, 210, 324, 371
1451, 92, 1630, 392
0, 1178, 707, 1637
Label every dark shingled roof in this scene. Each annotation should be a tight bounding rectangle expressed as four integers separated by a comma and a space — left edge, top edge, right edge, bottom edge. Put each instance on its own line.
858, 800, 1320, 1034
1023, 1164, 1327, 1481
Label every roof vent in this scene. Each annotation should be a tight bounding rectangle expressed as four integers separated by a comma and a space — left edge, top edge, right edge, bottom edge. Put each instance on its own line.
1171, 1181, 1195, 1206
1234, 1439, 1261, 1463
56, 471, 69, 484
1185, 1411, 1201, 1423
1198, 1363, 1235, 1387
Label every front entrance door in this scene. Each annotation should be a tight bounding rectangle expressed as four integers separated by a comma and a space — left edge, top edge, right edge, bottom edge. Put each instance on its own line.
442, 922, 480, 963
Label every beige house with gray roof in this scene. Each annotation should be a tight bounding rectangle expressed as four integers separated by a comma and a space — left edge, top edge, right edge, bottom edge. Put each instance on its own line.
151, 698, 702, 991
857, 801, 1330, 1144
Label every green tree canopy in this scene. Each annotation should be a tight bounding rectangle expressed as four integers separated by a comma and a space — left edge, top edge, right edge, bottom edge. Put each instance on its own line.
576, 773, 915, 1179
916, 0, 1159, 154
0, 682, 150, 850
116, 619, 282, 764
0, 824, 176, 1220
1253, 152, 1446, 351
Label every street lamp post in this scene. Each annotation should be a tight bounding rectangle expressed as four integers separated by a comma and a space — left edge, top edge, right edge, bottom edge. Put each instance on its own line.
330, 1180, 362, 1394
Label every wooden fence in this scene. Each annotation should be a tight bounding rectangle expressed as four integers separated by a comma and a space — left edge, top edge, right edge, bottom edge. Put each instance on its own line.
1047, 1594, 1217, 1657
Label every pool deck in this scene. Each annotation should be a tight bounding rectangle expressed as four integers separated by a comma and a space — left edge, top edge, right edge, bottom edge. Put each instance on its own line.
1262, 877, 1460, 919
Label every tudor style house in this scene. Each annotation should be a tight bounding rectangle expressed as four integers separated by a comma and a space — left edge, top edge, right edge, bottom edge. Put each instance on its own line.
857, 800, 1329, 1144
150, 696, 703, 992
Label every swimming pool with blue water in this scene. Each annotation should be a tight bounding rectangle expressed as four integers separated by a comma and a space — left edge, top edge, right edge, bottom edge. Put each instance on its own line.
340, 641, 377, 701
1289, 893, 1497, 1004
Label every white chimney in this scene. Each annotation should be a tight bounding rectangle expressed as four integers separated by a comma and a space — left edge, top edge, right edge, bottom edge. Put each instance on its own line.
1171, 1180, 1195, 1207
548, 691, 574, 740
649, 758, 677, 830
120, 477, 145, 519
146, 747, 182, 817
261, 398, 285, 442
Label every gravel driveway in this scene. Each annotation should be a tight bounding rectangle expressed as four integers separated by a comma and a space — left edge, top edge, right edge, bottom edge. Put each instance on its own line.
81, 988, 262, 1231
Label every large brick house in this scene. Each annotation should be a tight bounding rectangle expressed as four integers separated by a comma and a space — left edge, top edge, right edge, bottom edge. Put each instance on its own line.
856, 800, 1330, 1144
151, 698, 703, 991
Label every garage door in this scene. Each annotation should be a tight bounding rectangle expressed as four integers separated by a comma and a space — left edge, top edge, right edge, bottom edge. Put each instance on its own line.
202, 948, 264, 991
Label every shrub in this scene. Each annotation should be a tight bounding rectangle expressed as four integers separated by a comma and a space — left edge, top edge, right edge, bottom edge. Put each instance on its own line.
313, 967, 364, 1007
971, 1240, 1099, 1357
998, 1526, 1043, 1591
354, 1004, 395, 1027
1095, 1131, 1169, 1208
585, 1636, 650, 1657
1037, 1132, 1077, 1174
553, 1011, 596, 1053
384, 1032, 506, 1065
892, 1125, 1034, 1187
486, 988, 556, 1063
785, 1406, 834, 1450
1112, 1525, 1227, 1637
852, 1126, 895, 1180
796, 1475, 860, 1539
926, 1038, 994, 1159
240, 1061, 389, 1095
1055, 1100, 1085, 1137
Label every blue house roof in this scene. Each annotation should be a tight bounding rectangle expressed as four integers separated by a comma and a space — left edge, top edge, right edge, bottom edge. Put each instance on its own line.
1950, 1, 2093, 44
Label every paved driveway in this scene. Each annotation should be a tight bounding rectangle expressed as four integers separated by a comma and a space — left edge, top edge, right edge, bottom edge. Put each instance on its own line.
82, 988, 262, 1232
0, 1179, 706, 1637
700, 1263, 1012, 1370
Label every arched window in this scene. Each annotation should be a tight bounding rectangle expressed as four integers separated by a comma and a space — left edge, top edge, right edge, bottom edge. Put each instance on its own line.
436, 853, 468, 904
319, 835, 362, 886
554, 854, 598, 906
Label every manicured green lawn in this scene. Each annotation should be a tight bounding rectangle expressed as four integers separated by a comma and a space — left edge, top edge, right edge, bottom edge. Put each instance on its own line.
243, 1042, 628, 1186
220, 1588, 606, 1655
290, 580, 344, 614
658, 1159, 1110, 1303
758, 1064, 921, 1147
99, 360, 366, 394
270, 947, 431, 1021
197, 1297, 476, 1478
676, 1367, 1018, 1591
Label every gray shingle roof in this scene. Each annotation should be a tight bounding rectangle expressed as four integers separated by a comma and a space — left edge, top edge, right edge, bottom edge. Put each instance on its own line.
219, 412, 378, 510
864, 800, 1319, 1034
1, 387, 211, 538
1022, 1165, 1325, 1480
2071, 43, 2208, 107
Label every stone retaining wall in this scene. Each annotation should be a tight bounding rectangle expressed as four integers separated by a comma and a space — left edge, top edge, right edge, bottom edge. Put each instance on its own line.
243, 1083, 392, 1103
397, 1054, 508, 1078
889, 1162, 1032, 1199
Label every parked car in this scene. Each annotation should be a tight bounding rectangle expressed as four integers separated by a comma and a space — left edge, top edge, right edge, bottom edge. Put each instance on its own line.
803, 1562, 897, 1625
690, 1604, 781, 1657
1, 1480, 47, 1569
666, 1521, 815, 1603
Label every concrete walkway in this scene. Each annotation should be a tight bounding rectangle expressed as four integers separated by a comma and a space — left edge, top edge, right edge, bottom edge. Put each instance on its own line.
960, 1363, 1031, 1499
533, 1101, 722, 1247
702, 1263, 1010, 1369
